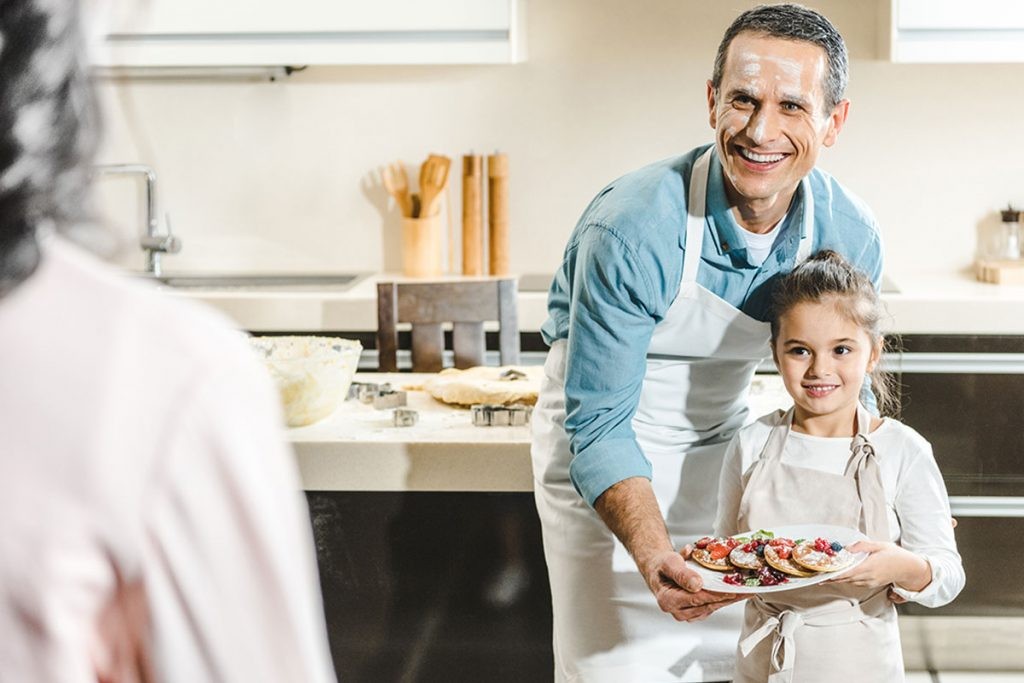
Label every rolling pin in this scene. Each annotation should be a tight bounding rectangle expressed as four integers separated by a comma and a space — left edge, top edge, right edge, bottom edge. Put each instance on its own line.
488, 152, 509, 276
462, 154, 484, 276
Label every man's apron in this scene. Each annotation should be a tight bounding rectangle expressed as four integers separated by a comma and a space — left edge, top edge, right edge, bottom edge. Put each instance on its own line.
531, 147, 814, 682
732, 405, 903, 683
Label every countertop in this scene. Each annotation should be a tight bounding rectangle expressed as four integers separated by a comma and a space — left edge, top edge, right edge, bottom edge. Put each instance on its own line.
290, 372, 793, 492
166, 270, 1024, 335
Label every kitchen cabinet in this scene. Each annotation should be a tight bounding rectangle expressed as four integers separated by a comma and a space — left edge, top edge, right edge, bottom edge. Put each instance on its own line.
94, 0, 524, 67
884, 0, 1024, 62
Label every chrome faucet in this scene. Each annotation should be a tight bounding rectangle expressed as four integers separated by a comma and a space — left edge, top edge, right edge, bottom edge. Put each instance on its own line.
93, 164, 181, 276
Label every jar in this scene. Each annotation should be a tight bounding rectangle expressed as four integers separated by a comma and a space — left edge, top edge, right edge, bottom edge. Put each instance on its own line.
999, 206, 1022, 260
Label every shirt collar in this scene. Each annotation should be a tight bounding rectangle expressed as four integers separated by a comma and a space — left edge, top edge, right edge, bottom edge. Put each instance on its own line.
694, 148, 808, 265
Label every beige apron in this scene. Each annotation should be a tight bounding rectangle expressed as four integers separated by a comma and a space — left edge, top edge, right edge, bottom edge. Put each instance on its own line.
732, 404, 903, 683
532, 146, 815, 682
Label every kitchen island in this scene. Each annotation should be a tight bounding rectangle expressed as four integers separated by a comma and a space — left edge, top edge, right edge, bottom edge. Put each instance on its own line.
291, 372, 793, 492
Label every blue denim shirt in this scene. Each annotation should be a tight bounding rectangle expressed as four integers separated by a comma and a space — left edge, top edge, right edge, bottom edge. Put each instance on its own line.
540, 144, 884, 507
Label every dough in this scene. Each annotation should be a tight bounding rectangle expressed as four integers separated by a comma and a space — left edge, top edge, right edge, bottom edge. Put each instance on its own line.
418, 366, 541, 406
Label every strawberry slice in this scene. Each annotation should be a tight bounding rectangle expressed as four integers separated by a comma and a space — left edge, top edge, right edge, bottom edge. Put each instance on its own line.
694, 536, 714, 549
708, 541, 733, 560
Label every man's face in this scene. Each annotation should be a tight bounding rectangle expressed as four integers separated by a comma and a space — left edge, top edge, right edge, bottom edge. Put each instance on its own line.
707, 32, 849, 209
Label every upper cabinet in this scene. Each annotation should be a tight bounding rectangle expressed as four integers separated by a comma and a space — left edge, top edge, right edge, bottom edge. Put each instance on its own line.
92, 0, 525, 67
885, 0, 1024, 62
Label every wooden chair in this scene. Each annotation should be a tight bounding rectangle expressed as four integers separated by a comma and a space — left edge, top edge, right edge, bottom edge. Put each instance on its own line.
376, 278, 520, 372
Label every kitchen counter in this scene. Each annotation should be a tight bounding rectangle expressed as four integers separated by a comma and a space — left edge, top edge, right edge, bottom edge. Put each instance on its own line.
290, 372, 793, 492
166, 270, 1024, 335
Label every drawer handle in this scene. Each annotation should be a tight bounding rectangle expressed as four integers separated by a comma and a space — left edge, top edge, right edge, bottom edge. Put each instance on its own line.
949, 496, 1024, 517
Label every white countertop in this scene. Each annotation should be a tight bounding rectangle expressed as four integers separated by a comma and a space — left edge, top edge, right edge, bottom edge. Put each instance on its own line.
289, 372, 793, 492
167, 270, 1024, 335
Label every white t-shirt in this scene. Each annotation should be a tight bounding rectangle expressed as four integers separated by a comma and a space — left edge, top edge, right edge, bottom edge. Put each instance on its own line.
740, 215, 785, 266
714, 411, 965, 608
0, 238, 336, 682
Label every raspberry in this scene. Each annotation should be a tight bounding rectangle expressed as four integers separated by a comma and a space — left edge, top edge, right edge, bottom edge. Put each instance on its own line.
813, 537, 831, 553
723, 572, 744, 586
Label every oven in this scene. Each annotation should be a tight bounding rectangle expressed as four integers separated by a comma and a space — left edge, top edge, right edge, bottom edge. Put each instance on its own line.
888, 337, 1024, 671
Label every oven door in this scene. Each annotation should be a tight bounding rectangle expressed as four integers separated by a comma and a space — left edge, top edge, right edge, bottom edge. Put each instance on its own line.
891, 347, 1024, 671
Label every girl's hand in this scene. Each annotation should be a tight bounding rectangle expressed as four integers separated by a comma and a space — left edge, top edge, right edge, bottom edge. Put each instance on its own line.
828, 541, 932, 593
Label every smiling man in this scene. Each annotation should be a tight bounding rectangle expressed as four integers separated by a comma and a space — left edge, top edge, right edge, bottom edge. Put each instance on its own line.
531, 4, 883, 682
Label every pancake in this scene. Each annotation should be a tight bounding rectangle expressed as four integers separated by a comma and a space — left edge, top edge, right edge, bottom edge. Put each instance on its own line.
764, 544, 818, 578
728, 545, 765, 570
791, 540, 856, 572
691, 548, 733, 572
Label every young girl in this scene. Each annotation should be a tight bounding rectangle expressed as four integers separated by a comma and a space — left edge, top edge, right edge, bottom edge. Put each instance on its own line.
714, 251, 964, 682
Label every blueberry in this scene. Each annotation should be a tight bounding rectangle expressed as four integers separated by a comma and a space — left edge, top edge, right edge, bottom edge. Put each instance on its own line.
830, 541, 843, 552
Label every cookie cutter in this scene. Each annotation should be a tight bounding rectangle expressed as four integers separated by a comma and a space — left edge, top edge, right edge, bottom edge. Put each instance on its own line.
470, 403, 533, 427
393, 408, 419, 427
372, 390, 407, 410
355, 382, 392, 404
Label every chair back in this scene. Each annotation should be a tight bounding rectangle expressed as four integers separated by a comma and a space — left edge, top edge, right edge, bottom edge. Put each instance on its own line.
376, 278, 519, 372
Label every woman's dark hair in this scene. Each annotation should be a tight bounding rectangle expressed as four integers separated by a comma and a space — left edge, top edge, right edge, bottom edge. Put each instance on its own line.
0, 0, 99, 296
770, 250, 898, 416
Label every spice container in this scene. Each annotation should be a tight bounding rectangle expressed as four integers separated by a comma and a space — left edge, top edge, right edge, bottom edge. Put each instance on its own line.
998, 205, 1022, 260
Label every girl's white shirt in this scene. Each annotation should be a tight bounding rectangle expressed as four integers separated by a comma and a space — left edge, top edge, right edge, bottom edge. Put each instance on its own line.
715, 411, 965, 608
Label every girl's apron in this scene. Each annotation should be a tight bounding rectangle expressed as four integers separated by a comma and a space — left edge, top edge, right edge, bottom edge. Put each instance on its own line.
531, 146, 814, 682
732, 404, 903, 683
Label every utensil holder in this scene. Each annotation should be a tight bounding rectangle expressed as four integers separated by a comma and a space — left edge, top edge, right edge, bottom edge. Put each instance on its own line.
401, 212, 443, 277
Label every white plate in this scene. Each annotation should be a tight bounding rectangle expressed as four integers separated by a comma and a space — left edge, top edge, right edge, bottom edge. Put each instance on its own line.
691, 524, 869, 594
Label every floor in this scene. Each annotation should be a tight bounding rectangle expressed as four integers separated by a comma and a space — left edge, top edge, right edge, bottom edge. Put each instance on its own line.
907, 675, 1024, 682
307, 491, 1023, 683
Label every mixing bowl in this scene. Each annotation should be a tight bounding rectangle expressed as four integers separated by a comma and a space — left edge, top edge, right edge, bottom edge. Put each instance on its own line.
249, 336, 362, 427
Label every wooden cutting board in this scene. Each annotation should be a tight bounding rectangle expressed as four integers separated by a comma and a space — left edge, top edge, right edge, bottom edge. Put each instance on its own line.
976, 259, 1024, 285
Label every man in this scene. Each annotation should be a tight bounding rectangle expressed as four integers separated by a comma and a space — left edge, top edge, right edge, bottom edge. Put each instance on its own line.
0, 2, 336, 680
531, 4, 883, 681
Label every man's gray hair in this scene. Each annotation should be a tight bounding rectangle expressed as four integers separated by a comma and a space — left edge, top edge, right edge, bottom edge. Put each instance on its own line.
0, 0, 99, 296
710, 3, 849, 112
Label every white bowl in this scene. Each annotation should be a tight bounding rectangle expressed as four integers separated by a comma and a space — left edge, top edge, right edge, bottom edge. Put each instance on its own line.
250, 336, 362, 427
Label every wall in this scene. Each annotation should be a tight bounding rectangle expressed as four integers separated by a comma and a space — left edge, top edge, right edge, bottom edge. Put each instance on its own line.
94, 0, 1024, 282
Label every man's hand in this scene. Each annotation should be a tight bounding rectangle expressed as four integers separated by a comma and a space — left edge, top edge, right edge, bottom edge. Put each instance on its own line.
829, 540, 931, 593
640, 546, 744, 622
594, 478, 744, 622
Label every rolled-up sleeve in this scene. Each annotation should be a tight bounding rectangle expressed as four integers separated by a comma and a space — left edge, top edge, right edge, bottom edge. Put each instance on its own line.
564, 223, 660, 507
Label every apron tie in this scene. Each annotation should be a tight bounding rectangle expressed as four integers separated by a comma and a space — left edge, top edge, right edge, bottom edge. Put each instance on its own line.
847, 420, 889, 541
739, 606, 803, 682
741, 590, 892, 682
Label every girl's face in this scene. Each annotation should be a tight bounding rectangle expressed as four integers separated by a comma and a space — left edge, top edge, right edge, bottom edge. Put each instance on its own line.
773, 299, 881, 431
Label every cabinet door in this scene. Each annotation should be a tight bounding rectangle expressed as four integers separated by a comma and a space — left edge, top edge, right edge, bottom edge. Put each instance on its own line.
889, 0, 1024, 62
106, 1, 510, 35
97, 0, 523, 66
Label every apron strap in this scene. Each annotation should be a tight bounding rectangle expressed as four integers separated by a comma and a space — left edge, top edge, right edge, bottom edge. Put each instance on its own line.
844, 404, 889, 540
682, 147, 714, 285
741, 589, 891, 682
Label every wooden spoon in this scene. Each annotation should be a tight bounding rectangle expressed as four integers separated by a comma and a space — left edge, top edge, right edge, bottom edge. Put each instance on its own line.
418, 154, 451, 218
381, 162, 413, 217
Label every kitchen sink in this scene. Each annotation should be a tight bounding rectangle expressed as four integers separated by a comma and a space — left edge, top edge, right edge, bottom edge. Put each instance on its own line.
143, 273, 370, 291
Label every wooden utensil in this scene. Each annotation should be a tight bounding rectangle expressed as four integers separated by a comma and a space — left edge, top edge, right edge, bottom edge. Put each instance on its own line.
381, 162, 413, 217
418, 154, 451, 218
488, 152, 509, 275
462, 154, 484, 275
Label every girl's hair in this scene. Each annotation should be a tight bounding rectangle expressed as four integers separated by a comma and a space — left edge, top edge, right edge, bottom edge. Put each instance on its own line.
770, 250, 899, 416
